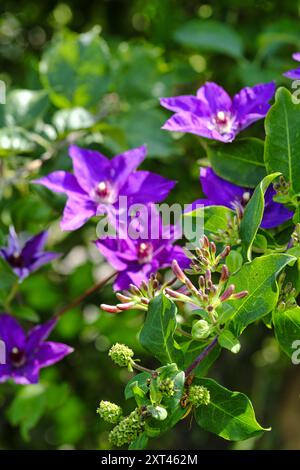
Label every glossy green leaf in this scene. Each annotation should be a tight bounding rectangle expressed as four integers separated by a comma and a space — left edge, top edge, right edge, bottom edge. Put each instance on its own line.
209, 138, 266, 188
240, 173, 280, 261
218, 330, 241, 354
0, 258, 18, 306
139, 294, 183, 365
195, 378, 268, 441
264, 87, 300, 194
273, 306, 300, 358
174, 20, 244, 58
228, 253, 296, 336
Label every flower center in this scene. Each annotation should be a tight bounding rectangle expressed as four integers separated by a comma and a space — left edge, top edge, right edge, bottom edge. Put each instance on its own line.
7, 252, 24, 268
212, 111, 236, 136
10, 347, 26, 368
137, 242, 153, 264
241, 191, 251, 206
94, 181, 116, 204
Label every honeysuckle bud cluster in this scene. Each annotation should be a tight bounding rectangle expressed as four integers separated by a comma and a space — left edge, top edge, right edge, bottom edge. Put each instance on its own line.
188, 385, 210, 407
185, 235, 231, 274
158, 377, 175, 398
101, 274, 164, 313
97, 400, 123, 424
109, 408, 144, 447
210, 209, 242, 246
108, 343, 135, 371
168, 259, 248, 321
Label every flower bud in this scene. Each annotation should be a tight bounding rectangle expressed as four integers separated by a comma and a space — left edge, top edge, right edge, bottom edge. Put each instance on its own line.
101, 304, 122, 313
191, 319, 211, 340
159, 377, 175, 397
109, 343, 134, 369
220, 284, 235, 302
109, 408, 144, 447
188, 385, 210, 407
172, 259, 187, 283
97, 400, 123, 424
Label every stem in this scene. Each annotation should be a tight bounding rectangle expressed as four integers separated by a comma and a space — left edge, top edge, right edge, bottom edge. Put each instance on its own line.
176, 327, 192, 339
55, 271, 116, 318
184, 336, 218, 377
132, 362, 156, 375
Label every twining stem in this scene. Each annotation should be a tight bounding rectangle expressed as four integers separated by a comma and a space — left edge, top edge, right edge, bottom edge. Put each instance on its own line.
55, 271, 116, 318
184, 335, 218, 377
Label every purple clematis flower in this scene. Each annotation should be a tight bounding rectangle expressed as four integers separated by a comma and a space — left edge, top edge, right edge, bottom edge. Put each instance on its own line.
188, 167, 293, 229
95, 205, 189, 290
0, 314, 73, 384
160, 81, 276, 143
34, 145, 176, 231
0, 227, 60, 281
283, 53, 300, 79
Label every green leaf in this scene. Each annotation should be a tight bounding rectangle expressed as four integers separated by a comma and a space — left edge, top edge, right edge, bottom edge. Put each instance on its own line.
129, 433, 149, 450
125, 372, 151, 401
264, 87, 300, 194
209, 138, 266, 188
148, 405, 168, 421
139, 294, 183, 366
7, 384, 47, 441
0, 258, 18, 306
40, 27, 110, 109
5, 89, 49, 128
195, 378, 268, 441
225, 250, 243, 275
174, 20, 244, 58
228, 253, 296, 336
240, 173, 280, 261
273, 306, 300, 358
185, 205, 234, 240
218, 330, 241, 354
0, 127, 36, 157
52, 107, 95, 136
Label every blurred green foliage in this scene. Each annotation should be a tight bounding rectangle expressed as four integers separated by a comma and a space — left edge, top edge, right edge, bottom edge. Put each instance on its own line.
0, 0, 300, 450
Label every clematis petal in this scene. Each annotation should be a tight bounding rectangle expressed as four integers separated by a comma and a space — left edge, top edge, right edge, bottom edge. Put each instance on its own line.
283, 68, 300, 80
200, 167, 245, 205
25, 318, 58, 354
22, 231, 49, 263
28, 252, 61, 273
261, 188, 294, 229
11, 364, 40, 385
60, 196, 96, 231
7, 226, 21, 255
34, 171, 86, 197
69, 145, 110, 194
160, 95, 204, 114
123, 171, 176, 204
232, 82, 276, 130
110, 145, 147, 189
0, 314, 25, 352
35, 341, 73, 369
196, 82, 232, 113
162, 112, 213, 138
0, 365, 12, 383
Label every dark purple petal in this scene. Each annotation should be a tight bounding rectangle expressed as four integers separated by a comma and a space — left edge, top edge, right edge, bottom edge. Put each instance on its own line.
60, 196, 96, 231
0, 365, 12, 383
35, 341, 73, 368
22, 231, 48, 263
169, 245, 190, 268
95, 238, 137, 270
12, 266, 30, 281
196, 82, 232, 113
11, 364, 40, 385
25, 318, 58, 354
34, 171, 86, 197
160, 95, 204, 114
28, 252, 61, 273
232, 82, 276, 130
261, 188, 294, 229
123, 171, 176, 203
110, 145, 147, 189
69, 145, 110, 194
283, 68, 300, 80
7, 226, 21, 256
161, 112, 213, 138
0, 314, 25, 352
184, 198, 218, 214
114, 266, 150, 291
200, 167, 245, 206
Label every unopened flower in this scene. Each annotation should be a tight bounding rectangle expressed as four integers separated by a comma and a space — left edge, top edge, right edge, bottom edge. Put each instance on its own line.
34, 145, 176, 231
185, 235, 231, 274
160, 81, 275, 143
0, 227, 60, 281
109, 408, 144, 447
109, 343, 134, 370
283, 52, 300, 80
188, 168, 293, 229
0, 314, 73, 384
159, 377, 175, 397
97, 400, 123, 424
188, 385, 210, 407
191, 319, 211, 340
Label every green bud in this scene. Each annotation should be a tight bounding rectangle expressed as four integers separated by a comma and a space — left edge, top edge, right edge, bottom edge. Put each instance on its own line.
189, 385, 210, 407
109, 408, 144, 447
97, 400, 123, 424
159, 377, 175, 397
109, 343, 134, 369
191, 319, 211, 340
